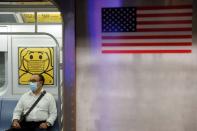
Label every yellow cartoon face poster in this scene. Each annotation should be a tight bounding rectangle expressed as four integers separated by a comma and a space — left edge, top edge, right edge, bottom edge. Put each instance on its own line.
18, 47, 54, 85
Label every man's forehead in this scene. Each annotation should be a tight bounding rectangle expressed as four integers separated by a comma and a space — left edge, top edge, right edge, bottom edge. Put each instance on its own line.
30, 75, 39, 80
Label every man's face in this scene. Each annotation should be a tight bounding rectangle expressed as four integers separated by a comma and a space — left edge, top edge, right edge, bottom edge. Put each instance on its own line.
29, 75, 42, 88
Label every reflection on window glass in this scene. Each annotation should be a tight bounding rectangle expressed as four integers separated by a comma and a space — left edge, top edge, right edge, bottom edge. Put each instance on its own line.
0, 52, 5, 87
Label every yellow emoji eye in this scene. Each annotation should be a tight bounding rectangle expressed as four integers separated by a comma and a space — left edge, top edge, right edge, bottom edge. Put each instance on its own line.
30, 55, 33, 59
39, 55, 42, 59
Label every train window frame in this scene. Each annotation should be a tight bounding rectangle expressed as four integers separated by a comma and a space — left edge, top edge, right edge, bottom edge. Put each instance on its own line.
11, 35, 59, 96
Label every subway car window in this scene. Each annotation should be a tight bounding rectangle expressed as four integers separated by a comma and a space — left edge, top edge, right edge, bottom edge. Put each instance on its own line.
0, 52, 5, 88
0, 14, 17, 23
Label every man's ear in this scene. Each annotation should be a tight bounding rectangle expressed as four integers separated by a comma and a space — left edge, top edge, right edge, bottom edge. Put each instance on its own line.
41, 81, 44, 86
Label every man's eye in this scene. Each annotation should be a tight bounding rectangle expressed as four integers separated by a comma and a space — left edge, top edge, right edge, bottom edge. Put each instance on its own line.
29, 79, 36, 82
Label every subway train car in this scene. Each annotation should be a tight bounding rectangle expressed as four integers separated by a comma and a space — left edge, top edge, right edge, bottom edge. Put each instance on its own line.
0, 0, 196, 131
0, 3, 62, 130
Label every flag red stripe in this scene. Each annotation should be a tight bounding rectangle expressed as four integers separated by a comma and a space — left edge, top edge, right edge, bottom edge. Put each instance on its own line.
138, 5, 192, 10
102, 35, 192, 39
137, 13, 192, 17
137, 28, 192, 32
102, 50, 192, 53
102, 42, 192, 46
137, 20, 192, 25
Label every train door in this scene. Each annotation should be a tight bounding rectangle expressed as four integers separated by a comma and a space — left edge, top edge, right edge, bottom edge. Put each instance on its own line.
0, 2, 62, 131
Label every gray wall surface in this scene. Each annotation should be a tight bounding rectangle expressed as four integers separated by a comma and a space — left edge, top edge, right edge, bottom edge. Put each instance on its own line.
76, 0, 196, 131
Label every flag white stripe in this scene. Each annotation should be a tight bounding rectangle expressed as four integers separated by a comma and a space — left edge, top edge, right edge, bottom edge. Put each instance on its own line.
137, 24, 191, 28
137, 16, 192, 21
137, 9, 192, 14
102, 32, 192, 36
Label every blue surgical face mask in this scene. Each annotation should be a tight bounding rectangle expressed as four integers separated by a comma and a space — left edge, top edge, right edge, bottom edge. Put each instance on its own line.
29, 82, 38, 92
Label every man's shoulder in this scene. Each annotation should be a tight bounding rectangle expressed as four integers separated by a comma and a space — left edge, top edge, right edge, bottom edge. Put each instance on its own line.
22, 91, 30, 95
19, 91, 31, 99
44, 91, 55, 99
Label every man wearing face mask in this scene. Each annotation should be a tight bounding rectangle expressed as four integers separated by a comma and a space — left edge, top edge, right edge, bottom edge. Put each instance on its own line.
7, 74, 57, 131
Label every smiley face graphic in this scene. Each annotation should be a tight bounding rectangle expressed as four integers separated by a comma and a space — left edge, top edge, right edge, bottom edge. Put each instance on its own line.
18, 47, 54, 85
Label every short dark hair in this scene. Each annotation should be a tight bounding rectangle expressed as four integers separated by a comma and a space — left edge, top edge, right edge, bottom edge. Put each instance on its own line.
38, 74, 45, 86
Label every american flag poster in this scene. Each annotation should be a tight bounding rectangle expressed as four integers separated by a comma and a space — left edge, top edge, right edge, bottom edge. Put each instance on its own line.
101, 5, 192, 54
